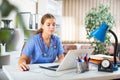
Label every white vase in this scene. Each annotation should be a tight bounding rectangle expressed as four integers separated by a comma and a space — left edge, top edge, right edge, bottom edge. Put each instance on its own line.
0, 44, 6, 54
0, 44, 10, 68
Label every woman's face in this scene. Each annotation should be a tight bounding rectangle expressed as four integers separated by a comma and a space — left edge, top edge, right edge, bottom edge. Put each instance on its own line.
42, 18, 56, 35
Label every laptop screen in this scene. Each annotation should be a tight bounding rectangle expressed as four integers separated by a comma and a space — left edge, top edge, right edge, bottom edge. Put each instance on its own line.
57, 49, 94, 71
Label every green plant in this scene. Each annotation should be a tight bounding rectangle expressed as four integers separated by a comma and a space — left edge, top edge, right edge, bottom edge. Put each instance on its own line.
0, 0, 30, 54
85, 4, 115, 55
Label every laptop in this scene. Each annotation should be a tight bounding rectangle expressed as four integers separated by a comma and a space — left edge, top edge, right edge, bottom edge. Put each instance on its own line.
39, 48, 94, 71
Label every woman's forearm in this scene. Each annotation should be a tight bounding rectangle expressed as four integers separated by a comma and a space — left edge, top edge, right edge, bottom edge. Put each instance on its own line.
58, 54, 64, 63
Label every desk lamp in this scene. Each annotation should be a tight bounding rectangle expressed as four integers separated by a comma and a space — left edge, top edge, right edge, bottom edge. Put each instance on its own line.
90, 22, 118, 71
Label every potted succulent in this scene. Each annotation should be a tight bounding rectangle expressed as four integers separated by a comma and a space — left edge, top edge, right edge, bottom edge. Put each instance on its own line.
85, 4, 115, 55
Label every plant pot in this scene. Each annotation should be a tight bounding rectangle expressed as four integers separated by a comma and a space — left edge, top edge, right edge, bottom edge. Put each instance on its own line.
0, 54, 10, 68
0, 19, 15, 51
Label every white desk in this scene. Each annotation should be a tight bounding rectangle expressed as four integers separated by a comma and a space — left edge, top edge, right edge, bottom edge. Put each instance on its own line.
0, 51, 20, 68
2, 63, 120, 80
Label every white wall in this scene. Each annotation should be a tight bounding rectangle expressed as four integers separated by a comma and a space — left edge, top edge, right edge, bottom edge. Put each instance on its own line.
10, 0, 36, 13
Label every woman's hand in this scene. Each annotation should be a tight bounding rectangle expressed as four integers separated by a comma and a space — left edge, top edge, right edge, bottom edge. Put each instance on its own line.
18, 54, 30, 71
18, 61, 30, 71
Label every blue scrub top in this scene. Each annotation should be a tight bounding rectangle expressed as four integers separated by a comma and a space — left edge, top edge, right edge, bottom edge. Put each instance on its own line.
22, 33, 64, 64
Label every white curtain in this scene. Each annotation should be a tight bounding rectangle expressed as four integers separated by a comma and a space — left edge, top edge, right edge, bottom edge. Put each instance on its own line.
61, 0, 120, 43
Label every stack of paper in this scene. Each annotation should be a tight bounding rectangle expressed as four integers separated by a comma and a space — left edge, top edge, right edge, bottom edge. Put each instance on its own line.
90, 54, 119, 64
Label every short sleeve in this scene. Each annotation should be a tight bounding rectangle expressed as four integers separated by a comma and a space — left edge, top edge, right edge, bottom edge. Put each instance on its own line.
22, 36, 35, 56
57, 37, 64, 56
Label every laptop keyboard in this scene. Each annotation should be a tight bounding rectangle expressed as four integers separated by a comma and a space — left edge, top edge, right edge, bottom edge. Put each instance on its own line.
48, 65, 59, 68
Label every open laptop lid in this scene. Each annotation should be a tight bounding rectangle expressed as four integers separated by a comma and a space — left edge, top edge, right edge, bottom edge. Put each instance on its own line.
40, 48, 94, 71
56, 48, 94, 71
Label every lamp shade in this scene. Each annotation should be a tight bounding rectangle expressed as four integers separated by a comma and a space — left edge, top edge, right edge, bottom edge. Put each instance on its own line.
90, 22, 108, 43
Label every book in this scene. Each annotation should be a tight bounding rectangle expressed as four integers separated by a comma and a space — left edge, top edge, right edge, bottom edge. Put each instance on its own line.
90, 54, 119, 64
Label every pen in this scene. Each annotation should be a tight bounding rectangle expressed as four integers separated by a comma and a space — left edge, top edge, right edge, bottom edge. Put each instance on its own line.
75, 56, 82, 62
79, 56, 82, 62
84, 53, 89, 62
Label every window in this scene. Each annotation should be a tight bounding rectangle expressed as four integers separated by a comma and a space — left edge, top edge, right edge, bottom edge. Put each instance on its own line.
61, 0, 120, 43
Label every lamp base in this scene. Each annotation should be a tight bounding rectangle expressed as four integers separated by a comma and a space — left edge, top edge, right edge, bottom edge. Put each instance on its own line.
98, 59, 114, 72
114, 65, 118, 71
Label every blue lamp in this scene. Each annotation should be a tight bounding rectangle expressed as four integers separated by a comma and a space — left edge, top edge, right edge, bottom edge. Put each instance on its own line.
90, 22, 118, 71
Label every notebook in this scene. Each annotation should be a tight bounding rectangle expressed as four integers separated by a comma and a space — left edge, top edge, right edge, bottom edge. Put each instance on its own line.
39, 48, 94, 71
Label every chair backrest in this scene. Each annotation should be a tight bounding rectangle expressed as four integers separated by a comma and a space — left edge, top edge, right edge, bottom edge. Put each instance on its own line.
80, 45, 94, 55
80, 45, 94, 49
63, 44, 77, 55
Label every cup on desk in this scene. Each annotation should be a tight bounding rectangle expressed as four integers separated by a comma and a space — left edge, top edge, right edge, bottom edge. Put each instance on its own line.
76, 55, 89, 73
76, 61, 89, 73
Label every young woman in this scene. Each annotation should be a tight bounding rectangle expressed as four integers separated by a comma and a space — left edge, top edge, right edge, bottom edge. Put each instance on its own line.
18, 13, 64, 71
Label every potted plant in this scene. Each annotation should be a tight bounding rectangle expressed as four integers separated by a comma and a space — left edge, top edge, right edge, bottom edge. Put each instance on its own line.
0, 0, 29, 67
85, 4, 115, 55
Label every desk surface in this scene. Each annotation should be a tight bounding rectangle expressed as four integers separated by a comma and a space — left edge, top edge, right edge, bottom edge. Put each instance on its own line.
2, 63, 120, 80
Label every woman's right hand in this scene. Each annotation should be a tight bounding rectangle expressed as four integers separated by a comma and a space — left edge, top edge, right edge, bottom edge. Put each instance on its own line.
18, 62, 30, 71
18, 54, 31, 71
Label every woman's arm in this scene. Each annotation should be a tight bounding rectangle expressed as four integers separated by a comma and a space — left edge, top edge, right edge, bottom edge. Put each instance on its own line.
18, 54, 30, 71
58, 54, 64, 63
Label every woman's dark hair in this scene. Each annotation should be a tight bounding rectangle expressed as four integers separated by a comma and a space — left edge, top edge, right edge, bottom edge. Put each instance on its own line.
34, 13, 55, 34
